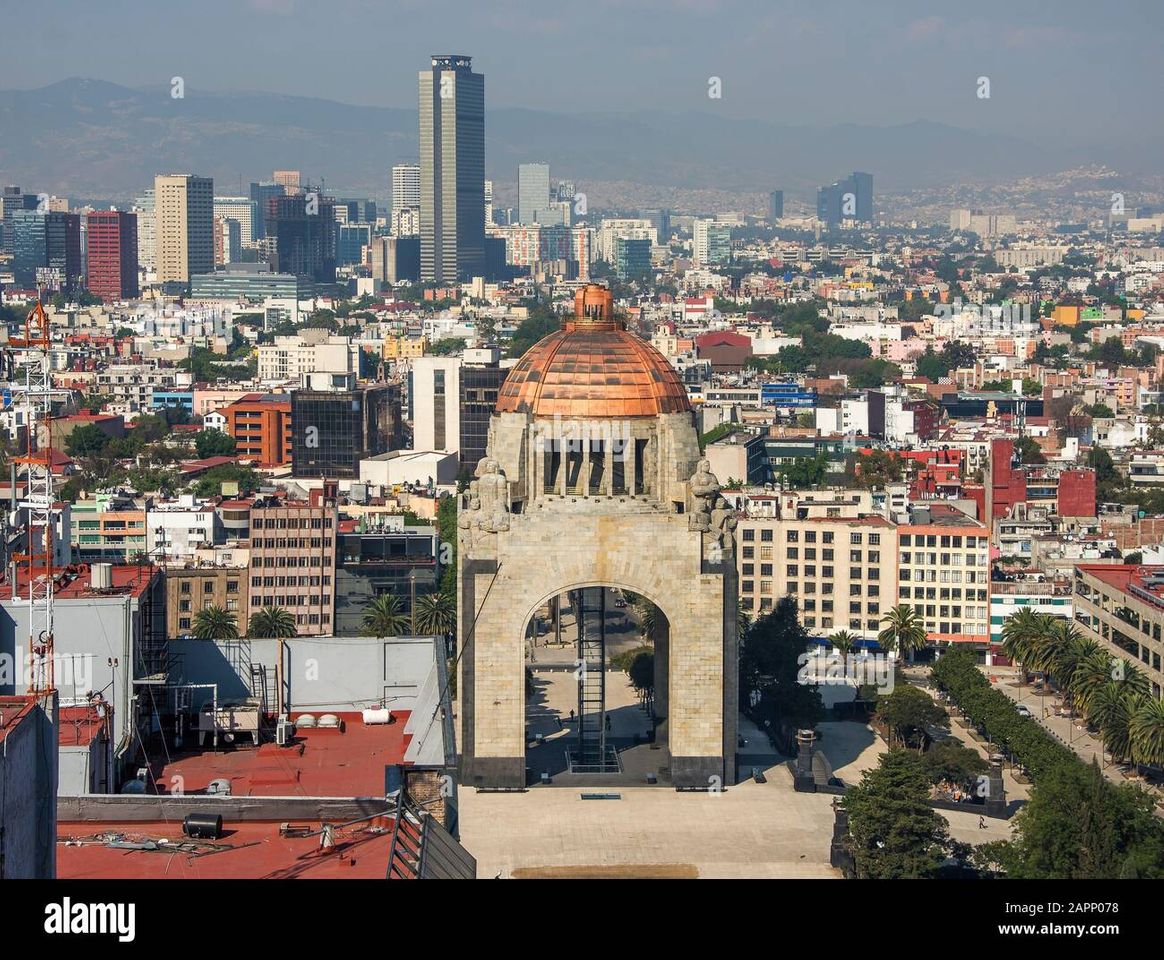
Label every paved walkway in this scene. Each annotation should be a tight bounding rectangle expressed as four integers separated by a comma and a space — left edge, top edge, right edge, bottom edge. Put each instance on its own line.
974, 665, 1163, 803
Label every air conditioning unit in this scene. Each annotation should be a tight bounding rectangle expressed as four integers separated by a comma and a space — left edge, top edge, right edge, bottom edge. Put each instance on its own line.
275, 716, 295, 746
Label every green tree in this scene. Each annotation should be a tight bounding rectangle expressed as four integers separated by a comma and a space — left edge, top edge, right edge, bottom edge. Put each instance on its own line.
64, 424, 111, 458
507, 308, 560, 358
922, 738, 988, 787
192, 605, 239, 640
990, 760, 1164, 879
740, 595, 824, 732
627, 649, 655, 699
362, 593, 408, 637
1129, 696, 1164, 767
413, 590, 456, 637
843, 749, 950, 879
1014, 434, 1046, 465
828, 629, 858, 673
879, 604, 927, 662
876, 685, 946, 750
194, 429, 237, 459
193, 464, 260, 497
248, 605, 296, 639
1000, 608, 1051, 682
429, 337, 468, 356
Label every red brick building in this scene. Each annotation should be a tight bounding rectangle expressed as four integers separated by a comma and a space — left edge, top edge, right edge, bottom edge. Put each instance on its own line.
85, 210, 138, 302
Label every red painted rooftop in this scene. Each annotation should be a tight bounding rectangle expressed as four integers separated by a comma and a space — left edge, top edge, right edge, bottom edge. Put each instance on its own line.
3, 563, 156, 602
60, 705, 106, 747
57, 818, 400, 880
149, 712, 413, 798
1077, 563, 1157, 596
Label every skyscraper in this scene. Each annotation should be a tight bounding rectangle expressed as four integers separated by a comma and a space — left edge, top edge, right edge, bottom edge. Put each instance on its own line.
392, 163, 420, 214
852, 172, 873, 223
249, 181, 285, 240
10, 210, 82, 291
132, 189, 155, 273
419, 55, 485, 283
518, 162, 550, 225
86, 210, 139, 301
768, 190, 784, 222
273, 170, 302, 195
265, 193, 337, 283
693, 218, 731, 266
213, 196, 259, 246
155, 174, 214, 285
817, 172, 873, 228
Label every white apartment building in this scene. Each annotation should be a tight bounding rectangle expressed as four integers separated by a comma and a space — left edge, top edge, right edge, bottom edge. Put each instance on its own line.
256, 335, 357, 382
147, 496, 224, 560
596, 218, 657, 262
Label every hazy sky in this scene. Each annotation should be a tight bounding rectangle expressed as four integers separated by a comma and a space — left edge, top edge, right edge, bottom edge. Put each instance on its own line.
3, 0, 1162, 143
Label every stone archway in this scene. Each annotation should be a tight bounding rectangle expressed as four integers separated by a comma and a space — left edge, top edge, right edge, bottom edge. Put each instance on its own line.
458, 507, 737, 789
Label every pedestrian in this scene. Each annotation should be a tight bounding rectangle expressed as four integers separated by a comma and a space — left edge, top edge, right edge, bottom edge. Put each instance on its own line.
569, 708, 575, 722
978, 816, 987, 830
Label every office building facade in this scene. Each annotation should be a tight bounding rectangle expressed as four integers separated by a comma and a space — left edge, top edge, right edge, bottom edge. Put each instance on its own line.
85, 210, 139, 301
518, 162, 551, 225
155, 174, 214, 286
419, 55, 485, 282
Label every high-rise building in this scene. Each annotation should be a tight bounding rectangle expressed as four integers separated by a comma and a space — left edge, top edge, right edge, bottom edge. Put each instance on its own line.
214, 215, 241, 265
852, 172, 873, 223
392, 163, 420, 214
337, 223, 372, 267
155, 174, 214, 286
768, 190, 784, 222
419, 55, 485, 282
133, 189, 156, 272
86, 210, 139, 301
518, 162, 551, 225
410, 349, 505, 468
273, 170, 302, 194
264, 193, 337, 283
615, 236, 651, 280
368, 236, 421, 284
484, 179, 494, 227
213, 196, 259, 246
640, 208, 671, 242
817, 172, 873, 228
692, 218, 731, 266
248, 182, 285, 240
248, 494, 338, 636
10, 210, 82, 291
0, 187, 39, 255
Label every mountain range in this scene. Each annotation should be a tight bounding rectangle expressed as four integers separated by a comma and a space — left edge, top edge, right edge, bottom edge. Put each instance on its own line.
0, 78, 1156, 213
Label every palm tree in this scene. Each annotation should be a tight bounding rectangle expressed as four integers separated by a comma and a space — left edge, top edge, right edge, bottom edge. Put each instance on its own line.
1030, 620, 1093, 696
1129, 696, 1164, 768
634, 599, 658, 639
1072, 649, 1119, 716
362, 593, 408, 637
192, 604, 238, 640
413, 591, 456, 637
1000, 608, 1050, 682
738, 599, 752, 639
1089, 682, 1136, 764
248, 605, 296, 639
829, 629, 859, 674
878, 604, 926, 662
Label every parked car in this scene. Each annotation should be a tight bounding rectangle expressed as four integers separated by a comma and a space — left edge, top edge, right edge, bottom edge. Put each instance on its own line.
1016, 704, 1033, 718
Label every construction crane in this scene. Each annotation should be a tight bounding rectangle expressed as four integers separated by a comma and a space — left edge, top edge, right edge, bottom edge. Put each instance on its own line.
8, 301, 57, 695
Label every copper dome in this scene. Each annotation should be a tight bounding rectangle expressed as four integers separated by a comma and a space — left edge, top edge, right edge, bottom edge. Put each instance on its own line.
496, 285, 692, 419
